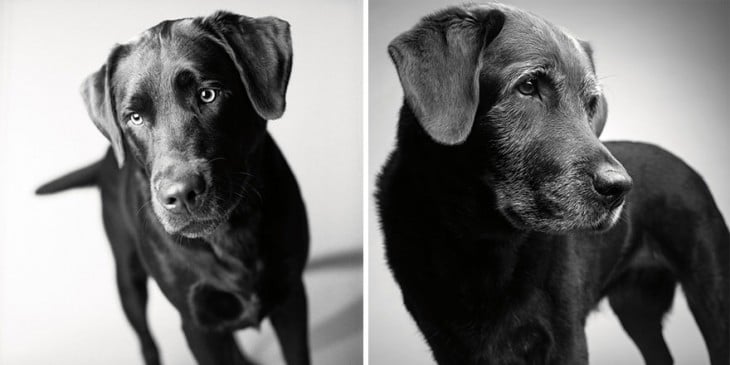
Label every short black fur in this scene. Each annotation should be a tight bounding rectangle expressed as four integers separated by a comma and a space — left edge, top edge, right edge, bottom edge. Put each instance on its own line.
37, 11, 310, 365
377, 4, 729, 365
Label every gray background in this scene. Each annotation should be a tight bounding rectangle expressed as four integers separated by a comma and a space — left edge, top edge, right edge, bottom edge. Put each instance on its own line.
0, 0, 362, 364
369, 0, 729, 364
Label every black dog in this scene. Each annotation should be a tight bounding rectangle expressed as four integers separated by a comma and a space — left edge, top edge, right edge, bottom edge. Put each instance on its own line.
376, 4, 729, 365
37, 12, 310, 365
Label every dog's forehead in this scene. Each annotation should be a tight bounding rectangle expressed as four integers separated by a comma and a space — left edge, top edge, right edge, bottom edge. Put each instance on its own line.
470, 4, 596, 88
470, 4, 590, 58
112, 19, 235, 103
126, 18, 224, 67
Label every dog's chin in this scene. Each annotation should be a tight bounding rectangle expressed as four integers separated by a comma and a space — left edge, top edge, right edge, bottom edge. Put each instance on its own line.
176, 219, 222, 238
501, 201, 625, 234
150, 193, 243, 239
588, 202, 624, 233
159, 216, 222, 238
150, 203, 225, 238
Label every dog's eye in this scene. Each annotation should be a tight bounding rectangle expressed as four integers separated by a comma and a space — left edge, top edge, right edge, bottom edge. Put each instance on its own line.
129, 113, 144, 125
587, 96, 599, 117
517, 79, 539, 96
199, 88, 218, 103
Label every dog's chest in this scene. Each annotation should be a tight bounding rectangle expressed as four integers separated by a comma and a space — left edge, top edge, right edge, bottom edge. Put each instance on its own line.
206, 222, 264, 291
143, 214, 266, 329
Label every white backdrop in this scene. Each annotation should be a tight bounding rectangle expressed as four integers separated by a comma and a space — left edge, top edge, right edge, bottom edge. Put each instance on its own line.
0, 0, 362, 364
368, 0, 730, 364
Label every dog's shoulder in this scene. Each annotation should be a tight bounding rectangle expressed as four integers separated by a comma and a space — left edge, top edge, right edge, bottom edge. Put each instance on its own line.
258, 133, 309, 269
260, 133, 303, 205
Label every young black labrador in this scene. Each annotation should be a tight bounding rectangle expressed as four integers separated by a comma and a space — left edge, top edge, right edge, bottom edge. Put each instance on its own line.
376, 4, 729, 365
37, 12, 310, 365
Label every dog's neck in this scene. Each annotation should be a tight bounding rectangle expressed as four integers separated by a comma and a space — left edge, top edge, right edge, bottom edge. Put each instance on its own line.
385, 106, 573, 299
386, 104, 540, 250
394, 105, 484, 171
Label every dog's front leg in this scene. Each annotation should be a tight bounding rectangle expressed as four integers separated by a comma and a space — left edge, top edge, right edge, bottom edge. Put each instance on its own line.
182, 324, 254, 365
270, 278, 311, 365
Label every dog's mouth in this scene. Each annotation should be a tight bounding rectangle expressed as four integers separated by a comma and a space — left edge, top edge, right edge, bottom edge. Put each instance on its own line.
176, 218, 223, 238
589, 200, 625, 232
500, 194, 625, 234
148, 177, 250, 239
146, 160, 256, 239
151, 199, 238, 239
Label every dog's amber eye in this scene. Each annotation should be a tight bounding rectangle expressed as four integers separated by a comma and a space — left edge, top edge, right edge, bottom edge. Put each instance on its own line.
517, 79, 538, 96
129, 113, 144, 125
199, 88, 218, 103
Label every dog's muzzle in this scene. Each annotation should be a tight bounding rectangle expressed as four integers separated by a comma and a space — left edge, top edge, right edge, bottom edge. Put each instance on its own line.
157, 173, 208, 214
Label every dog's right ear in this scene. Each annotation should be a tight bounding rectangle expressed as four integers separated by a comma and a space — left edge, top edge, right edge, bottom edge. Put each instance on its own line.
388, 8, 505, 145
593, 94, 608, 137
578, 40, 608, 137
80, 46, 126, 168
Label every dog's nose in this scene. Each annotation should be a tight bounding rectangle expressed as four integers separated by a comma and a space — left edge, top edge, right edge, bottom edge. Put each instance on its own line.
592, 164, 632, 205
158, 174, 206, 213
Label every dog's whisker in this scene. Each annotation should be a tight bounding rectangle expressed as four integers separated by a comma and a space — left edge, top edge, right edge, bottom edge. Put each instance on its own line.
208, 157, 226, 164
241, 182, 263, 204
136, 200, 153, 216
236, 171, 258, 179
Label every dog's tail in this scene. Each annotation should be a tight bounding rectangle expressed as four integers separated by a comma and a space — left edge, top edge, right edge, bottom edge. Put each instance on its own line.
35, 159, 102, 195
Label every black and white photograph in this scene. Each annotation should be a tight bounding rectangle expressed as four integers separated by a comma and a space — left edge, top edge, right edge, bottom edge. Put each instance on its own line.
369, 0, 729, 364
0, 0, 362, 364
2, 0, 729, 364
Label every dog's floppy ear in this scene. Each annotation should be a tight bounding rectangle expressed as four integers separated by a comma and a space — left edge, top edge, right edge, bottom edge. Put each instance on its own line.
204, 12, 293, 120
579, 40, 608, 137
593, 94, 608, 137
80, 46, 126, 168
388, 8, 505, 145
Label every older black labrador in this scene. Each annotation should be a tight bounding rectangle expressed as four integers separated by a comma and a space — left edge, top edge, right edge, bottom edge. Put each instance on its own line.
376, 4, 729, 365
37, 12, 309, 365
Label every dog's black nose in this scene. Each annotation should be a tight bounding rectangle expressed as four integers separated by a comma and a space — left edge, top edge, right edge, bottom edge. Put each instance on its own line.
593, 164, 632, 205
158, 174, 206, 213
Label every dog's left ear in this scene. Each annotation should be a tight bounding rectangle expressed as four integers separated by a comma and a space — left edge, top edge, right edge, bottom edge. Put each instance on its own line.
579, 40, 608, 137
204, 12, 293, 120
388, 8, 505, 145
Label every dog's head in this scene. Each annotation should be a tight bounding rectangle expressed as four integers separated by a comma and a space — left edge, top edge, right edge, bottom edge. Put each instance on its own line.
81, 12, 292, 237
389, 4, 631, 233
